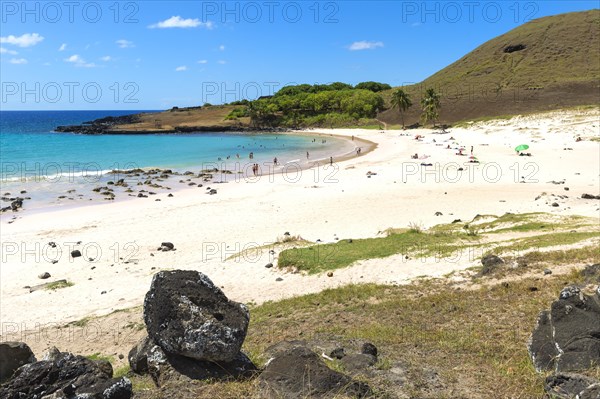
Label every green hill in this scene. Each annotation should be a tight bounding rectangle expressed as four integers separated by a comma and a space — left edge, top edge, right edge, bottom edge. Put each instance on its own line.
379, 9, 600, 126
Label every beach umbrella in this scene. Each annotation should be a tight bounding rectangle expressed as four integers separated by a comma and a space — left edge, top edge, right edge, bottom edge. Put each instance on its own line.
515, 144, 529, 152
469, 155, 477, 160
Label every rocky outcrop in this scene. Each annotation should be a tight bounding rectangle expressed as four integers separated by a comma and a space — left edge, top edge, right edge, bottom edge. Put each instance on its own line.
0, 342, 36, 383
259, 343, 371, 398
146, 344, 256, 387
581, 264, 600, 284
143, 270, 249, 362
128, 335, 154, 374
529, 286, 600, 372
130, 270, 256, 387
504, 44, 527, 53
581, 193, 600, 200
0, 350, 132, 399
544, 373, 600, 399
479, 254, 504, 275
55, 114, 141, 134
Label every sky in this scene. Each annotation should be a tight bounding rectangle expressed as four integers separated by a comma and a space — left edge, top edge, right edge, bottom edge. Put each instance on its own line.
0, 0, 597, 110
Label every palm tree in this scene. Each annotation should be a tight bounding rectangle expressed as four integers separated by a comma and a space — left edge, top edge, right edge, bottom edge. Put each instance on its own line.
390, 89, 412, 128
420, 88, 441, 127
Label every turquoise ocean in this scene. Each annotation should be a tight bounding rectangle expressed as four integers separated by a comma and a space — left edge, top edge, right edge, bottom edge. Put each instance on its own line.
0, 111, 355, 212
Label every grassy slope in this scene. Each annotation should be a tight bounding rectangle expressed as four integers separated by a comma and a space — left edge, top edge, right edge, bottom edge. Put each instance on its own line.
85, 259, 600, 399
379, 9, 600, 126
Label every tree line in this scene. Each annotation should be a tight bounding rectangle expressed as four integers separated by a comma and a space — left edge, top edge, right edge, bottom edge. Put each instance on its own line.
225, 82, 441, 129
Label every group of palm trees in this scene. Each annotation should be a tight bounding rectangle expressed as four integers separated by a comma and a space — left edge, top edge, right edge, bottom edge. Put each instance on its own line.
390, 87, 441, 128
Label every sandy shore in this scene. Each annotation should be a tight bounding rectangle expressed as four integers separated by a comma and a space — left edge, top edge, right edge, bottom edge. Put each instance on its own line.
1, 108, 599, 332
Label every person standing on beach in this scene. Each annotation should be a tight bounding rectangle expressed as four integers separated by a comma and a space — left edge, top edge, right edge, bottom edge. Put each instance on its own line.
273, 157, 278, 166
306, 151, 310, 159
471, 146, 474, 155
330, 156, 333, 165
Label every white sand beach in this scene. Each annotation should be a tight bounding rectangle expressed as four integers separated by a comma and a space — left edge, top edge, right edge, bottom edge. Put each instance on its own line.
1, 109, 599, 332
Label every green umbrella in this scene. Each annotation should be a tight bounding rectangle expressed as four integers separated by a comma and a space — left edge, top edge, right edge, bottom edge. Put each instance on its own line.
515, 144, 529, 152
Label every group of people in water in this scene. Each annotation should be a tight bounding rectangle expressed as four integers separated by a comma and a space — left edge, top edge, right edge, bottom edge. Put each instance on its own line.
211, 134, 366, 178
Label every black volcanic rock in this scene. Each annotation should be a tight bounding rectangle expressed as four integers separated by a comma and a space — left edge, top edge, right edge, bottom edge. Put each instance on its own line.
146, 344, 256, 386
143, 270, 249, 362
529, 286, 600, 372
0, 342, 36, 383
55, 114, 141, 134
0, 351, 132, 399
504, 44, 527, 53
259, 344, 371, 399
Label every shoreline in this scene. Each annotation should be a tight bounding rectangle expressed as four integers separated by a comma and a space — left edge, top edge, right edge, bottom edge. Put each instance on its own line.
1, 109, 599, 328
1, 131, 376, 218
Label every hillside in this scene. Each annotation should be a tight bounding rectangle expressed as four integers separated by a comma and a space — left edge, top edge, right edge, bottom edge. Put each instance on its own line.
55, 10, 600, 134
379, 9, 600, 126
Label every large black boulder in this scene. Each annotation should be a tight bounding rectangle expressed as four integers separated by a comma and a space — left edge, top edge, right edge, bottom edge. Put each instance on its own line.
259, 344, 371, 398
529, 286, 600, 372
143, 270, 250, 362
0, 342, 36, 383
146, 344, 256, 387
0, 351, 132, 399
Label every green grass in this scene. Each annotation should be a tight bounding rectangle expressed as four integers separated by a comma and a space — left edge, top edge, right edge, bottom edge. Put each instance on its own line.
114, 364, 131, 378
277, 230, 480, 274
44, 280, 74, 290
490, 231, 599, 255
86, 353, 115, 363
225, 235, 308, 262
70, 317, 92, 327
469, 212, 591, 234
277, 213, 599, 274
508, 245, 600, 266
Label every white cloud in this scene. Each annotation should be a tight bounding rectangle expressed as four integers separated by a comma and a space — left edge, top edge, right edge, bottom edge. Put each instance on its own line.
348, 41, 384, 51
197, 59, 208, 64
217, 60, 226, 64
100, 56, 112, 62
0, 47, 18, 55
64, 54, 96, 68
219, 45, 225, 51
59, 43, 67, 51
175, 65, 188, 72
66, 54, 82, 63
116, 39, 134, 48
149, 16, 213, 29
9, 58, 27, 64
0, 33, 44, 48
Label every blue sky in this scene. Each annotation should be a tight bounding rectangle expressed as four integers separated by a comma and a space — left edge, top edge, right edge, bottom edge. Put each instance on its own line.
1, 1, 597, 110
